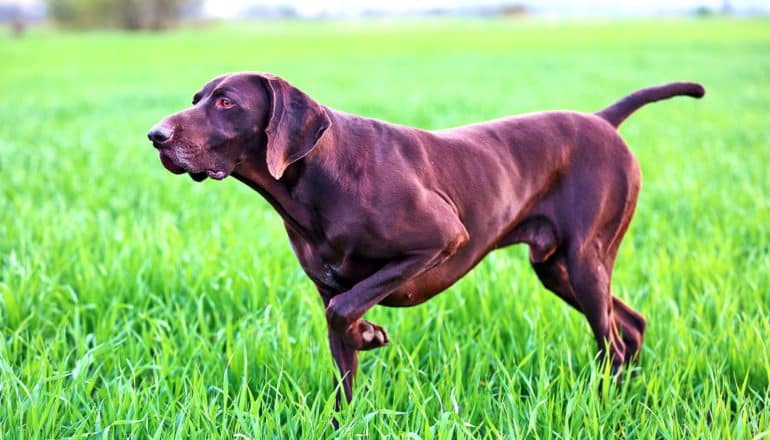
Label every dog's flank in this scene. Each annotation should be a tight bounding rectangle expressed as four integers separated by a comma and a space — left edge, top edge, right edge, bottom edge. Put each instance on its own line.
148, 73, 704, 413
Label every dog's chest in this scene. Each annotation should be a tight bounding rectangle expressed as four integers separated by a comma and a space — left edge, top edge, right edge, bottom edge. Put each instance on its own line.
284, 226, 380, 295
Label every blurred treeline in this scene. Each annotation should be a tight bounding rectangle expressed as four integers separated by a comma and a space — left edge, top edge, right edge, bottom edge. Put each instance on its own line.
47, 0, 201, 30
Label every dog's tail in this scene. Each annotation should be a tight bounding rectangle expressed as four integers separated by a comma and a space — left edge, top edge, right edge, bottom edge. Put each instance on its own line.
595, 82, 705, 128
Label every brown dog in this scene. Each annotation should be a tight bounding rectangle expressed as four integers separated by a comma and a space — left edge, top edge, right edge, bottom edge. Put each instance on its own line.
148, 73, 704, 405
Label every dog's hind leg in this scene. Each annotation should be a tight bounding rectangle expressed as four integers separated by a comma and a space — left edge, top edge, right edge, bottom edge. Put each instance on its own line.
564, 238, 630, 373
501, 217, 582, 311
600, 171, 646, 366
564, 239, 646, 370
612, 296, 646, 365
506, 213, 643, 369
531, 245, 645, 367
531, 248, 582, 312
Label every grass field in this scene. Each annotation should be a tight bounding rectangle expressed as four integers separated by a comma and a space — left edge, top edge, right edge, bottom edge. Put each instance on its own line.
1, 18, 769, 438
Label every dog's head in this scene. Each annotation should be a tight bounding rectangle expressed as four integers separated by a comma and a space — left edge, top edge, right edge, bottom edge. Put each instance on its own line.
147, 72, 331, 181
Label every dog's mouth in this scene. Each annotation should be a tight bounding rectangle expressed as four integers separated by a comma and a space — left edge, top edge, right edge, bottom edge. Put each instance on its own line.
189, 172, 207, 182
206, 169, 228, 180
158, 150, 229, 182
186, 170, 226, 181
159, 150, 186, 175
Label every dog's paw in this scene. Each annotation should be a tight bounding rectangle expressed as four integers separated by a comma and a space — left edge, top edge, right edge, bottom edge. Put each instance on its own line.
343, 320, 389, 351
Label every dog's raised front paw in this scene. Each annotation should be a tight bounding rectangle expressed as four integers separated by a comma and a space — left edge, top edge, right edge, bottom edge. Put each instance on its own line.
343, 320, 389, 351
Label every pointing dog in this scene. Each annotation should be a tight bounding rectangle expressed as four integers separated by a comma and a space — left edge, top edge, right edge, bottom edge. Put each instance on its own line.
148, 73, 704, 407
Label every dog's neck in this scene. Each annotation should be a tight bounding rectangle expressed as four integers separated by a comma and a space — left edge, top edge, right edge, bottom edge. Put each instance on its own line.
231, 150, 318, 242
229, 115, 357, 243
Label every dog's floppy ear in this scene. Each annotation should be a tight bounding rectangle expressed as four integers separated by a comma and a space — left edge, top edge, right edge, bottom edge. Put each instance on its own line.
260, 74, 331, 180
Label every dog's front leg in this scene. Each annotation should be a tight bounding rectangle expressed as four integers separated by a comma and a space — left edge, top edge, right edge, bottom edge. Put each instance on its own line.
320, 207, 468, 410
325, 254, 438, 339
322, 255, 432, 409
319, 292, 371, 407
325, 224, 468, 396
326, 314, 358, 404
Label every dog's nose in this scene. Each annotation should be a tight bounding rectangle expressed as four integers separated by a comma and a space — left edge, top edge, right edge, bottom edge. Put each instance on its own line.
147, 125, 173, 146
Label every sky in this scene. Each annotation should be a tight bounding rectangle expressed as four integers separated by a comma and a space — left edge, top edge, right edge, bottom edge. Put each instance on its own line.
6, 0, 766, 18
201, 0, 760, 18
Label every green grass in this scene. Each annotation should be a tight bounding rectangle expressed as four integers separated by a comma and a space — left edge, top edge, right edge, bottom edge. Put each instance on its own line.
1, 18, 769, 438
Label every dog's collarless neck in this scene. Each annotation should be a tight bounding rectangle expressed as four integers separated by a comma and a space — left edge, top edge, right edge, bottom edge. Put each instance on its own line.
231, 164, 320, 243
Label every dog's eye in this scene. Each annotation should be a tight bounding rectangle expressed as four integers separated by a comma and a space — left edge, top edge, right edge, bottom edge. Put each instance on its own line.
216, 97, 235, 109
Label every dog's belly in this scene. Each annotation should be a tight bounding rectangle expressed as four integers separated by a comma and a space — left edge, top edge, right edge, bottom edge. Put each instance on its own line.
379, 213, 558, 307
379, 242, 492, 307
380, 274, 454, 307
